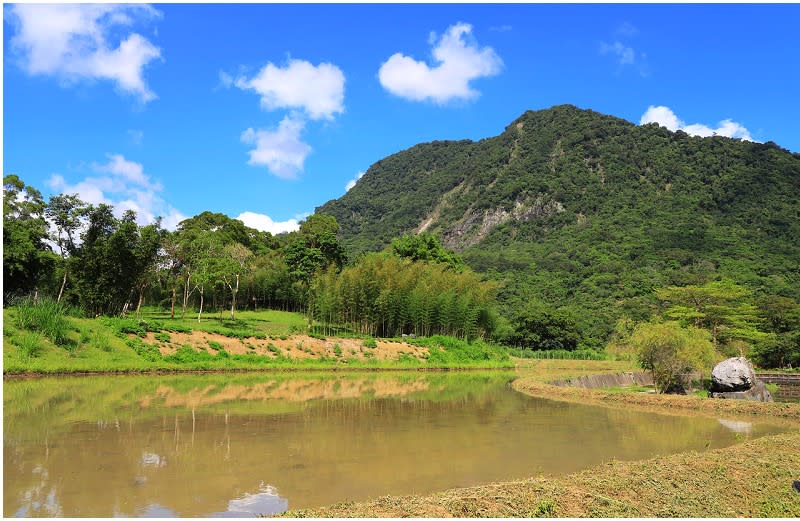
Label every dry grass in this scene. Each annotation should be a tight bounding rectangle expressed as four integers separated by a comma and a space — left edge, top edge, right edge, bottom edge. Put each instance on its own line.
284, 371, 800, 518
513, 377, 800, 425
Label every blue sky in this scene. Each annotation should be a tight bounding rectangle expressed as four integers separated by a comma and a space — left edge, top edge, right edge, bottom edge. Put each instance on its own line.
4, 3, 800, 233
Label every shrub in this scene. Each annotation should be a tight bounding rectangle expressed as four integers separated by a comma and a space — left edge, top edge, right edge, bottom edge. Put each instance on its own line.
14, 332, 44, 358
91, 330, 111, 352
125, 337, 161, 362
630, 321, 717, 393
363, 336, 377, 349
163, 345, 218, 363
411, 335, 510, 365
333, 344, 342, 357
154, 332, 171, 343
208, 340, 223, 351
14, 297, 71, 346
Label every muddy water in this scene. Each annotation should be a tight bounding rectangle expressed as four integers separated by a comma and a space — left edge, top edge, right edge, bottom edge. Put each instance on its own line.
3, 372, 786, 517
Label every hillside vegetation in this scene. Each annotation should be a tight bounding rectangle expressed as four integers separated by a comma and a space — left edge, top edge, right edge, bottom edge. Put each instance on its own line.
318, 105, 800, 346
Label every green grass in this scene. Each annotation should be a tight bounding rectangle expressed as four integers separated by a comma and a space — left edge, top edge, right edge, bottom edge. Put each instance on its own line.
603, 384, 653, 394
13, 297, 73, 346
12, 332, 45, 359
3, 307, 515, 374
506, 347, 609, 360
137, 306, 308, 336
408, 336, 512, 368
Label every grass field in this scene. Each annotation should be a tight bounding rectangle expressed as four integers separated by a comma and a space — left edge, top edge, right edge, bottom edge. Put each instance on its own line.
2, 305, 513, 374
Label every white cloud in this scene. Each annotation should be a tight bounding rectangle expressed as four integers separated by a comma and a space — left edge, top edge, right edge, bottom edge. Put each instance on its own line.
236, 212, 300, 235
615, 22, 639, 38
92, 154, 159, 190
219, 70, 234, 89
234, 59, 345, 120
241, 115, 312, 179
600, 41, 635, 66
46, 154, 186, 230
7, 4, 162, 103
640, 105, 753, 141
127, 129, 144, 146
378, 22, 502, 104
345, 171, 366, 192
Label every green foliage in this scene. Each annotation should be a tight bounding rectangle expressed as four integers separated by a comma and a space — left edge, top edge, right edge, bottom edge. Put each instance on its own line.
163, 345, 216, 364
656, 279, 767, 350
506, 348, 608, 360
13, 297, 72, 346
390, 232, 464, 271
363, 336, 377, 349
410, 335, 510, 366
125, 337, 161, 362
752, 331, 800, 369
504, 303, 585, 351
71, 205, 163, 316
90, 330, 112, 352
318, 105, 800, 350
629, 321, 717, 393
285, 214, 346, 287
13, 332, 45, 358
532, 500, 556, 517
153, 332, 171, 343
3, 175, 56, 295
309, 253, 498, 339
208, 340, 223, 351
333, 344, 343, 357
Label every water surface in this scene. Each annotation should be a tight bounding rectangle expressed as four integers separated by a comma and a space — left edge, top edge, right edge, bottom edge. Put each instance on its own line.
3, 372, 786, 517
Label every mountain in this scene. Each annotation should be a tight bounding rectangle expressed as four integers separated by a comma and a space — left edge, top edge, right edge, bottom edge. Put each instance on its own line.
317, 105, 800, 344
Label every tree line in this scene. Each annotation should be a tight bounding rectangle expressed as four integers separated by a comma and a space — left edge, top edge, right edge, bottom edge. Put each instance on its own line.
3, 175, 341, 319
3, 175, 497, 339
4, 174, 798, 368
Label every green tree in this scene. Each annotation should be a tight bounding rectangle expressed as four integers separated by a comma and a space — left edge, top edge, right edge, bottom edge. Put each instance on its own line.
71, 206, 162, 316
216, 242, 253, 320
656, 279, 766, 352
390, 232, 465, 271
506, 303, 584, 351
45, 193, 89, 302
3, 175, 55, 296
752, 296, 800, 368
630, 321, 717, 393
285, 215, 346, 310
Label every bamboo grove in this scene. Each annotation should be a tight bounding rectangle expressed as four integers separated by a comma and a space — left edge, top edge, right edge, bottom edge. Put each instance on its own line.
308, 253, 499, 339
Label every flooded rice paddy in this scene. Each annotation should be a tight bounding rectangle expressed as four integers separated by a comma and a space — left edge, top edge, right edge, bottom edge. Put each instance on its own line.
3, 372, 787, 517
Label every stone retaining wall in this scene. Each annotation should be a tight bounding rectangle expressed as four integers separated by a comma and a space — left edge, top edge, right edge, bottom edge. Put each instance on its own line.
756, 373, 800, 384
550, 371, 654, 389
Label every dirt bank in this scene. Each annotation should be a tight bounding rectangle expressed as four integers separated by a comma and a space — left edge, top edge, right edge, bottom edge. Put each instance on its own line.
142, 331, 428, 361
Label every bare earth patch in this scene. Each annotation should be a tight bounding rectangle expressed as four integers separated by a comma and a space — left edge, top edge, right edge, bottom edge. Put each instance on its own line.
140, 331, 428, 362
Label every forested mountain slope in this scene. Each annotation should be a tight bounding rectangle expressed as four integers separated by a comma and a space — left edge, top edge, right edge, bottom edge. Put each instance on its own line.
317, 105, 800, 344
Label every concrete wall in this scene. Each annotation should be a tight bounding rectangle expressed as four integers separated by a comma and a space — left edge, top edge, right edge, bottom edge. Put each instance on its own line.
550, 371, 654, 389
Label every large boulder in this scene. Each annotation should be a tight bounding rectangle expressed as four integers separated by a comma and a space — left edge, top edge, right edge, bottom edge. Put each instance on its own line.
709, 380, 773, 402
711, 357, 757, 392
